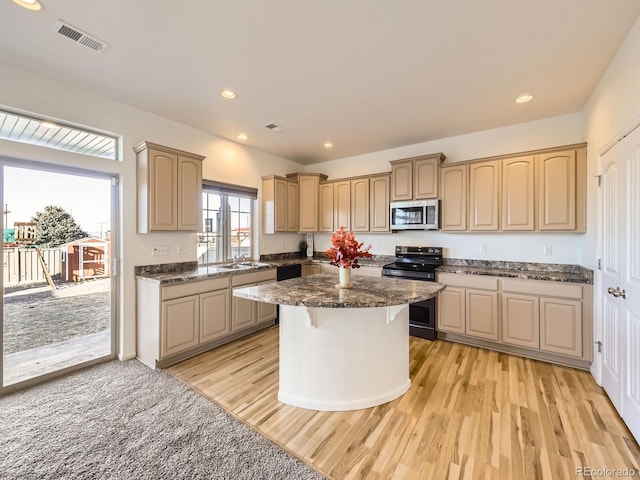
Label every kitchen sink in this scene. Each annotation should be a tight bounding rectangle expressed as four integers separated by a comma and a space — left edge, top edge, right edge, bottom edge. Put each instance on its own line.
218, 262, 271, 269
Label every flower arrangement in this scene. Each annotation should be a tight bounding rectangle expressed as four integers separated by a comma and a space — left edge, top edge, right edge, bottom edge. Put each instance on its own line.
324, 226, 373, 268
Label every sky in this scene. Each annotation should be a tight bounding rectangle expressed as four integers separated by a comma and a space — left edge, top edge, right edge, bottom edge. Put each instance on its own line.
3, 166, 111, 238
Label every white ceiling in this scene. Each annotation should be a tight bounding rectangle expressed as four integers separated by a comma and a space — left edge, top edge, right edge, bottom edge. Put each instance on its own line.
1, 1, 640, 165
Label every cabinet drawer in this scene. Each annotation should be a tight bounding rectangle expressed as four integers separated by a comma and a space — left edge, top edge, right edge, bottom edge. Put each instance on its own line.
436, 273, 499, 290
232, 269, 277, 286
162, 277, 230, 301
501, 278, 582, 299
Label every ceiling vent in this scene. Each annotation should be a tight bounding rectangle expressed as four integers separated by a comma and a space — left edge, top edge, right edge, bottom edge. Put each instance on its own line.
53, 20, 109, 54
264, 122, 283, 132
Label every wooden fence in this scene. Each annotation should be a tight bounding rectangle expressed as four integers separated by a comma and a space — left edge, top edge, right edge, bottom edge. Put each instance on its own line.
3, 247, 62, 285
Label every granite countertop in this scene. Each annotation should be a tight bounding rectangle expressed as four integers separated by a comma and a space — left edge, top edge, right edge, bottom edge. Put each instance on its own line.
136, 262, 277, 285
232, 273, 445, 308
437, 259, 593, 284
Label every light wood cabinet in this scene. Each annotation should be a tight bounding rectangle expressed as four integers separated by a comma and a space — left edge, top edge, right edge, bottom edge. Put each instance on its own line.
502, 293, 539, 348
369, 174, 390, 232
437, 274, 498, 339
287, 173, 327, 232
540, 297, 582, 357
334, 180, 351, 230
135, 141, 204, 233
465, 289, 499, 340
438, 273, 592, 367
319, 182, 335, 232
437, 286, 466, 334
231, 270, 278, 333
440, 164, 467, 231
161, 295, 199, 358
468, 160, 500, 231
502, 156, 535, 231
351, 178, 370, 232
262, 176, 298, 233
537, 149, 577, 231
200, 290, 230, 343
390, 153, 445, 201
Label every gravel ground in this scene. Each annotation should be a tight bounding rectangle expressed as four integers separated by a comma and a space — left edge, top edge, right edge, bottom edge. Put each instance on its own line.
3, 279, 110, 355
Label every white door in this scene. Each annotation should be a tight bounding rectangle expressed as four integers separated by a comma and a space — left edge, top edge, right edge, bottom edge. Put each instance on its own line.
598, 125, 640, 443
599, 141, 624, 412
620, 126, 640, 441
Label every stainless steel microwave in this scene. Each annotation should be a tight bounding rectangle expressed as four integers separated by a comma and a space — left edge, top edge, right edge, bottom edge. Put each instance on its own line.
390, 199, 439, 230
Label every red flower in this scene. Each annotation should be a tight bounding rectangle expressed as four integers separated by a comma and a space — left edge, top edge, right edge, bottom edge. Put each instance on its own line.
324, 226, 373, 268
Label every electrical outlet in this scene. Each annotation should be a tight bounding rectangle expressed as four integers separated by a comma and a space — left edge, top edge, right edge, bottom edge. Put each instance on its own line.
177, 244, 185, 255
152, 246, 170, 256
543, 245, 552, 256
480, 244, 487, 254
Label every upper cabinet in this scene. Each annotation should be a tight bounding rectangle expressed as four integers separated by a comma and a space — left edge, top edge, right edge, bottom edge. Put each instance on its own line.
468, 160, 500, 231
536, 146, 586, 232
351, 178, 370, 232
287, 173, 327, 233
440, 144, 586, 233
390, 153, 445, 201
319, 182, 335, 232
502, 156, 535, 231
261, 176, 298, 234
369, 174, 391, 232
135, 141, 204, 233
333, 180, 351, 230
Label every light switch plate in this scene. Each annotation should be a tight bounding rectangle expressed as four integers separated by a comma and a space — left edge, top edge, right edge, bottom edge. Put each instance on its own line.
152, 246, 170, 256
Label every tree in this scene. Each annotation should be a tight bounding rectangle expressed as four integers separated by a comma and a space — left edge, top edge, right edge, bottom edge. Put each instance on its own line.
31, 205, 88, 247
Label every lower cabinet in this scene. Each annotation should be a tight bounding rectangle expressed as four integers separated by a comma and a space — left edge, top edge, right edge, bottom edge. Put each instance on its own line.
437, 274, 499, 341
437, 272, 592, 368
137, 268, 277, 369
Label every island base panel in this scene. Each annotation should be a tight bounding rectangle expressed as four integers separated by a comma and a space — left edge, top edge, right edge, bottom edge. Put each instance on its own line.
278, 304, 410, 411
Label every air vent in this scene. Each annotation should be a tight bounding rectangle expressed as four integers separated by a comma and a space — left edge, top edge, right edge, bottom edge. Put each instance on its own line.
264, 122, 283, 132
53, 20, 109, 54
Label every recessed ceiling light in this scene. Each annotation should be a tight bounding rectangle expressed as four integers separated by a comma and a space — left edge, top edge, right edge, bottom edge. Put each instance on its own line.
323, 141, 334, 149
515, 93, 533, 104
220, 89, 237, 100
236, 133, 248, 141
12, 0, 42, 10
39, 121, 57, 129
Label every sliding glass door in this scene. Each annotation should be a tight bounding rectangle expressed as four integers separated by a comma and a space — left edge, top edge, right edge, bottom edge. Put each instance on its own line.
1, 162, 117, 390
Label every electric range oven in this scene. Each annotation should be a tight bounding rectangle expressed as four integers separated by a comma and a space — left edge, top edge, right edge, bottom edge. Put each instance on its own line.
381, 246, 443, 340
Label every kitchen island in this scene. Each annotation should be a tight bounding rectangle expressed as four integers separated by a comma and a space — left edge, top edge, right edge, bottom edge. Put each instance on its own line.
233, 273, 444, 411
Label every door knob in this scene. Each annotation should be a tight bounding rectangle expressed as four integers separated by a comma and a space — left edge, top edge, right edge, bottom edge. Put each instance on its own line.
608, 287, 616, 295
620, 289, 626, 299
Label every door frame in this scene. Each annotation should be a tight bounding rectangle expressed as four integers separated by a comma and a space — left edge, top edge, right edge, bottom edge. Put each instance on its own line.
0, 157, 119, 394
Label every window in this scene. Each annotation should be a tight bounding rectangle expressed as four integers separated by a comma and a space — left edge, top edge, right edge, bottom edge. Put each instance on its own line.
0, 108, 118, 160
198, 181, 257, 265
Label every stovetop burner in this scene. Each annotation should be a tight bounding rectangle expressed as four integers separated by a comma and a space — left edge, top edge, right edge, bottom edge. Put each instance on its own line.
382, 246, 443, 282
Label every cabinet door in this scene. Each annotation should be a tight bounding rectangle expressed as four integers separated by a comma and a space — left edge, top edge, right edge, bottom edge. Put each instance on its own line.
502, 293, 539, 348
391, 161, 412, 201
414, 157, 439, 199
440, 165, 467, 231
319, 183, 335, 232
149, 149, 178, 231
298, 175, 319, 232
334, 180, 351, 230
437, 286, 466, 334
466, 289, 499, 340
502, 156, 535, 231
232, 286, 257, 332
177, 156, 203, 231
369, 175, 390, 232
161, 295, 199, 358
274, 178, 288, 232
469, 160, 500, 231
287, 181, 299, 232
257, 280, 277, 323
537, 150, 576, 230
350, 178, 370, 232
200, 289, 230, 343
540, 297, 582, 357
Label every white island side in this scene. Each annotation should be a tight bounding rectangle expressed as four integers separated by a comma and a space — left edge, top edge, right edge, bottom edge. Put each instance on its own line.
233, 273, 444, 411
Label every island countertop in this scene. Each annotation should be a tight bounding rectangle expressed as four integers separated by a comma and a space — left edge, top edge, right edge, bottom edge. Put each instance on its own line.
232, 273, 445, 308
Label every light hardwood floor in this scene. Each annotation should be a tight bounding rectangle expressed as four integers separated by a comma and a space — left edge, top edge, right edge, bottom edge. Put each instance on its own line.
168, 326, 640, 480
